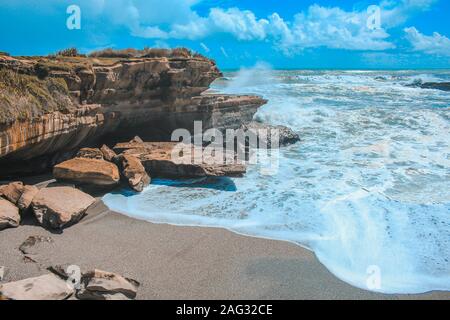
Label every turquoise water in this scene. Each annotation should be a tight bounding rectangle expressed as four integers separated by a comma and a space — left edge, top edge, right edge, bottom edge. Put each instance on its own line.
104, 69, 450, 294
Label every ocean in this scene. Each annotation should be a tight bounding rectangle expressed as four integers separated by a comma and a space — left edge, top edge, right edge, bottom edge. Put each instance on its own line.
103, 68, 450, 294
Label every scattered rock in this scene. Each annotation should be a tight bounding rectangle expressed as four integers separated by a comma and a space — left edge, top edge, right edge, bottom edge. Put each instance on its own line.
115, 142, 246, 178
76, 269, 139, 300
76, 148, 104, 160
17, 185, 39, 211
0, 274, 73, 300
19, 235, 54, 255
31, 186, 96, 229
100, 144, 117, 162
53, 158, 120, 186
241, 121, 300, 147
0, 199, 20, 230
116, 154, 151, 192
0, 181, 24, 204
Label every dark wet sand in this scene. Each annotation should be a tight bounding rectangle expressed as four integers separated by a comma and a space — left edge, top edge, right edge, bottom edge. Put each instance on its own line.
0, 200, 449, 300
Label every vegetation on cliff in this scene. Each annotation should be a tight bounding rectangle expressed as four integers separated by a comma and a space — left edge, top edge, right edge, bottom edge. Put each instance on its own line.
0, 69, 75, 125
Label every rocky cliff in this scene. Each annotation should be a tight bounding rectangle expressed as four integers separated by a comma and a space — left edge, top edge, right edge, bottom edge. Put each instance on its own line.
0, 51, 266, 177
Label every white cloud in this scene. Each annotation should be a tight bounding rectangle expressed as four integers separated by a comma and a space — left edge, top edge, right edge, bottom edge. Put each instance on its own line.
1, 0, 442, 56
404, 27, 450, 56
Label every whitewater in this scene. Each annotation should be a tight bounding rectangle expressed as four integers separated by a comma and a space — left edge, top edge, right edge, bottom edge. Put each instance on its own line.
103, 68, 450, 294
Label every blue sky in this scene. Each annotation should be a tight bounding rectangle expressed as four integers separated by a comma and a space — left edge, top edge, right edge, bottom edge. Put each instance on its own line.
1, 0, 449, 69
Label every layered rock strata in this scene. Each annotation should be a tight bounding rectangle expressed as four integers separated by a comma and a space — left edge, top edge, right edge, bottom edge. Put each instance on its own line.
0, 52, 267, 177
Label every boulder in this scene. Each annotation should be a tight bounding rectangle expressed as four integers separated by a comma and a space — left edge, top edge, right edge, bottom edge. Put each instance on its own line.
117, 154, 151, 192
31, 186, 96, 229
0, 199, 20, 230
0, 274, 73, 300
114, 142, 246, 178
100, 144, 117, 162
0, 181, 24, 204
17, 185, 39, 211
241, 121, 300, 147
53, 158, 120, 186
76, 269, 139, 300
76, 148, 104, 160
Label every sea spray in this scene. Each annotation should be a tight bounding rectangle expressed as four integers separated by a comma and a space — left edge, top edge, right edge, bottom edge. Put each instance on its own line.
104, 69, 450, 294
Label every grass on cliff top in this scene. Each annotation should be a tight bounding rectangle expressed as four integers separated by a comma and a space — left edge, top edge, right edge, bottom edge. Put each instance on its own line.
0, 69, 75, 125
89, 47, 206, 59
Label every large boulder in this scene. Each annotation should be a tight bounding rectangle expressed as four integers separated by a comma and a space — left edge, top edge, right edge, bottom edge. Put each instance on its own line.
0, 274, 73, 300
53, 158, 120, 186
116, 154, 151, 192
0, 199, 20, 230
31, 186, 96, 229
0, 181, 24, 204
114, 142, 246, 178
17, 185, 39, 211
76, 148, 104, 160
76, 269, 139, 300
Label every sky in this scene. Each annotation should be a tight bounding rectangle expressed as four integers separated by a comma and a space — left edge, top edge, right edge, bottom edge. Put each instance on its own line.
0, 0, 449, 69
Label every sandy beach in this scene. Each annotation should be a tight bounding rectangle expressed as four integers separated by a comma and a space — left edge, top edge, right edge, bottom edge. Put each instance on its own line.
1, 197, 449, 300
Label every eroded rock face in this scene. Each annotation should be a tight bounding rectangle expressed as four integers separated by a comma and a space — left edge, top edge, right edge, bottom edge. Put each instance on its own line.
0, 274, 73, 300
116, 154, 151, 192
76, 269, 139, 300
0, 198, 20, 230
54, 158, 120, 186
114, 142, 246, 178
0, 53, 267, 177
31, 186, 96, 229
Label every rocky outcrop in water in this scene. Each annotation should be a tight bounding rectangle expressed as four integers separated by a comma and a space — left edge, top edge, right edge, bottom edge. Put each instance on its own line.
114, 141, 246, 178
419, 82, 450, 91
0, 51, 267, 177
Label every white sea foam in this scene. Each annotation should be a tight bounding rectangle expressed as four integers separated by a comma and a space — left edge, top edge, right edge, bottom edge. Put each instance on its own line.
103, 69, 450, 294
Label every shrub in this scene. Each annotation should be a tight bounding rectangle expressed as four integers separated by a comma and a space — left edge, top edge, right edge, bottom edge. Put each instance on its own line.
56, 48, 85, 57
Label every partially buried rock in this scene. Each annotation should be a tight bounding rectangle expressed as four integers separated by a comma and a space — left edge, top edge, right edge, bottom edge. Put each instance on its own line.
76, 269, 139, 300
100, 144, 117, 162
53, 158, 120, 186
31, 186, 96, 229
116, 154, 151, 192
0, 181, 24, 204
0, 199, 20, 230
17, 185, 39, 211
0, 274, 73, 300
76, 148, 104, 160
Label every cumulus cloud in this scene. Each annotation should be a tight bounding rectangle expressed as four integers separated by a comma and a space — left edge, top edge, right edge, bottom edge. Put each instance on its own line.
404, 27, 450, 56
1, 0, 442, 55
